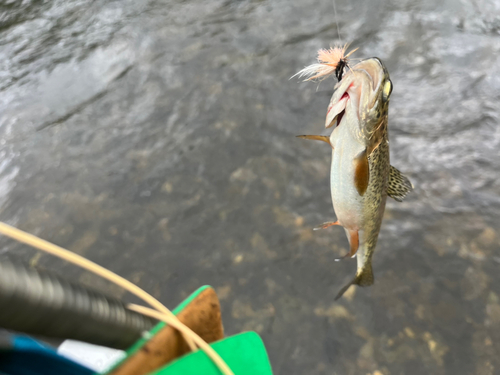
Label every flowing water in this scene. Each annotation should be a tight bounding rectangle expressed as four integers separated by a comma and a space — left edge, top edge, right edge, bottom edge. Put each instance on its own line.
1, 0, 500, 374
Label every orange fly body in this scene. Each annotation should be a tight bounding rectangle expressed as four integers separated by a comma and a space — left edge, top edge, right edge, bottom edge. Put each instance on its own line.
294, 43, 358, 82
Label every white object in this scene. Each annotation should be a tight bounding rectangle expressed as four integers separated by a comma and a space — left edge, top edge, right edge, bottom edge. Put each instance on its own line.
57, 340, 126, 373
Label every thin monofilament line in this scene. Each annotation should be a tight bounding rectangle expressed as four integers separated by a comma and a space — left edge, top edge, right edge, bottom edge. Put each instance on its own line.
333, 0, 342, 44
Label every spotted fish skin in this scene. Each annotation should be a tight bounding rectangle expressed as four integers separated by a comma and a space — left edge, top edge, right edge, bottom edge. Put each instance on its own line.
350, 133, 389, 287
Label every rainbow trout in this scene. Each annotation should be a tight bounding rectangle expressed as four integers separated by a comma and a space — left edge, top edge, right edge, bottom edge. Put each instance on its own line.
299, 58, 413, 299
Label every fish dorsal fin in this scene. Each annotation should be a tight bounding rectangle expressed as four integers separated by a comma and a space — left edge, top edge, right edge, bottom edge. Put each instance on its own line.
354, 148, 369, 196
387, 165, 413, 202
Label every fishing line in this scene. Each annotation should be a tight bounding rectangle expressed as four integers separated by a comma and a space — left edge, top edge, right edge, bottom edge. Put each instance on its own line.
333, 0, 342, 45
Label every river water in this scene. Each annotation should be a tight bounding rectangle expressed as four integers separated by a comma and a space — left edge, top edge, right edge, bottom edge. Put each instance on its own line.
1, 0, 499, 374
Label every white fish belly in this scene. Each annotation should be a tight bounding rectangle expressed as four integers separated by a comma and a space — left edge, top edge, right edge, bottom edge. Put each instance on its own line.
329, 128, 365, 230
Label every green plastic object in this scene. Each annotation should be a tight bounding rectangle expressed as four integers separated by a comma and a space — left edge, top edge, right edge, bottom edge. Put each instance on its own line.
102, 286, 273, 375
151, 332, 273, 375
103, 285, 212, 374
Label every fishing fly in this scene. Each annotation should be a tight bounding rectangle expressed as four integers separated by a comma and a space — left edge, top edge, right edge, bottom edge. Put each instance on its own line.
293, 44, 358, 82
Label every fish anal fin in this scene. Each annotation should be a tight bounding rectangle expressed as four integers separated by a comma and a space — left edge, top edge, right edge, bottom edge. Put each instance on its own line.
387, 165, 413, 202
334, 263, 374, 300
334, 229, 359, 261
354, 149, 369, 196
348, 230, 359, 257
296, 135, 332, 147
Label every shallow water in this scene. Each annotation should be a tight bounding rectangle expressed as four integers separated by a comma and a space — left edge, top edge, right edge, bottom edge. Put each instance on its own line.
1, 0, 500, 374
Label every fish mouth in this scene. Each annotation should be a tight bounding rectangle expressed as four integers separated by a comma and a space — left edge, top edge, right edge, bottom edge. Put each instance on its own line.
356, 58, 384, 91
326, 91, 348, 128
325, 58, 385, 129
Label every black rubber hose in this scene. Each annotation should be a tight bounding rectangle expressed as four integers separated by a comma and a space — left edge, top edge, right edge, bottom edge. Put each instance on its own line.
0, 260, 157, 350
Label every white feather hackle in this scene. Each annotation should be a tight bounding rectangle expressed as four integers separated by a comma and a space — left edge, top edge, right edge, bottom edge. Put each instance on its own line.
292, 44, 358, 81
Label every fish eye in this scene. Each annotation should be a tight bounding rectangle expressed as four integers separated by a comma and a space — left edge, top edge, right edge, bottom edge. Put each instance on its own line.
382, 80, 393, 101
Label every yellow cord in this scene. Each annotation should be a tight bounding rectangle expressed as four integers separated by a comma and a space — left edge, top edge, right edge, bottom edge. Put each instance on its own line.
0, 222, 236, 374
0, 221, 197, 351
128, 304, 234, 375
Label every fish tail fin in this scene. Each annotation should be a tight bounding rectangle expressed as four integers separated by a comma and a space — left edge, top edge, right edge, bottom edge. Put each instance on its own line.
334, 276, 357, 300
334, 264, 374, 300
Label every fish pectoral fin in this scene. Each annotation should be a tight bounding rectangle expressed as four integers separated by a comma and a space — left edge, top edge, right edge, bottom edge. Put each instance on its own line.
334, 229, 359, 261
313, 221, 340, 230
387, 165, 414, 202
354, 148, 369, 196
296, 135, 332, 147
334, 263, 374, 300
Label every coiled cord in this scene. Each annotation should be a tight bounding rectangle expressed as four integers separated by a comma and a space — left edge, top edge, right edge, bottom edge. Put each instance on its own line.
0, 260, 156, 349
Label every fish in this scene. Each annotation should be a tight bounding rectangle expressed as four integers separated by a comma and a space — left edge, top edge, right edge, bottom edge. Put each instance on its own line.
297, 57, 413, 300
